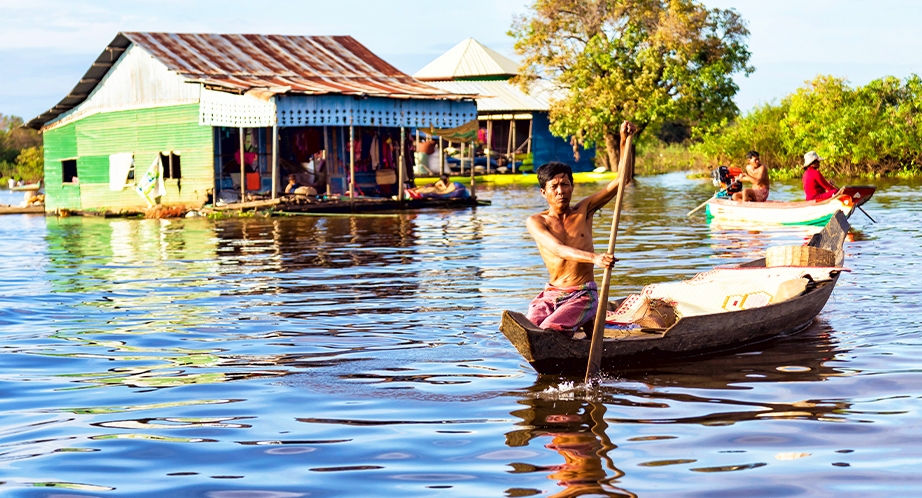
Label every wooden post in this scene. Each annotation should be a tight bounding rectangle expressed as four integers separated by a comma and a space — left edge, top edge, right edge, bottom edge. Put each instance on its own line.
470, 139, 476, 199
271, 123, 278, 199
486, 120, 492, 175
460, 142, 466, 175
438, 136, 444, 176
323, 126, 331, 197
239, 126, 245, 200
398, 126, 406, 201
506, 120, 512, 169
527, 118, 533, 155
215, 127, 223, 196
415, 128, 420, 175
510, 114, 519, 173
349, 120, 355, 201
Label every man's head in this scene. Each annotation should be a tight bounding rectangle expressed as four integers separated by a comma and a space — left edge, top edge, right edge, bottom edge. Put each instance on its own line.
747, 150, 761, 166
439, 174, 450, 184
537, 162, 574, 190
288, 174, 296, 183
537, 162, 575, 210
803, 151, 823, 169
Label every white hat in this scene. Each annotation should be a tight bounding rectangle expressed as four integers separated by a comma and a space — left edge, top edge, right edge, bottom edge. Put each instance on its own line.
803, 151, 824, 167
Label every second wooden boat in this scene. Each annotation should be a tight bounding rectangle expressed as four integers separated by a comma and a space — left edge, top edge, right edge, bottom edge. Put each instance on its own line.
705, 185, 875, 226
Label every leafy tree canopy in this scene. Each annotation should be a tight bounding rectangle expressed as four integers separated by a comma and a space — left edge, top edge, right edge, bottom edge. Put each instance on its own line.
0, 114, 43, 181
510, 0, 753, 172
695, 74, 922, 176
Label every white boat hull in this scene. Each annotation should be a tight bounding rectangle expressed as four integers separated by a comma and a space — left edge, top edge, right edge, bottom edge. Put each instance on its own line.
706, 196, 853, 226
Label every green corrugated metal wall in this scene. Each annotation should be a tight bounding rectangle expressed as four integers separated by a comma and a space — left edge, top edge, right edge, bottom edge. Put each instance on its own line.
43, 123, 81, 211
42, 104, 213, 212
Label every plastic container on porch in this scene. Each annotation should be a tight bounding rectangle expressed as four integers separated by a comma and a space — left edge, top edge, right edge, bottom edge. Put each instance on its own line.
246, 172, 261, 191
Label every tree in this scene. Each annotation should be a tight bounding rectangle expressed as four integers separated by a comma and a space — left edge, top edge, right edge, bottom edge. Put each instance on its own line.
511, 0, 753, 174
0, 114, 41, 178
14, 146, 44, 182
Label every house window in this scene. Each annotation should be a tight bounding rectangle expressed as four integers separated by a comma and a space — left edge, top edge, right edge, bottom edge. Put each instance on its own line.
160, 152, 182, 179
62, 159, 78, 183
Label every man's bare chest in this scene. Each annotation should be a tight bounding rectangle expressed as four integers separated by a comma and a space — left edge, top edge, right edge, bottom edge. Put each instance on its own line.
545, 213, 593, 248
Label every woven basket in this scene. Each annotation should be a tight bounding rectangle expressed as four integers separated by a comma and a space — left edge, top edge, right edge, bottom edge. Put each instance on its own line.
766, 245, 835, 267
375, 169, 397, 185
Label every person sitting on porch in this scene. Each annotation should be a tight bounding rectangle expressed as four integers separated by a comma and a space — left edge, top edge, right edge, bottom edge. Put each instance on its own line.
406, 174, 469, 199
434, 174, 452, 192
284, 175, 302, 194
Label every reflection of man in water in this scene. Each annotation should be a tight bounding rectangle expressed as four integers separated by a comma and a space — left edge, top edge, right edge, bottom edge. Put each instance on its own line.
545, 432, 608, 497
540, 410, 628, 498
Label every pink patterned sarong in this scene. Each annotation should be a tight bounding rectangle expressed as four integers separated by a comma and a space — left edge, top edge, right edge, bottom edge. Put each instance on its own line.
527, 282, 598, 333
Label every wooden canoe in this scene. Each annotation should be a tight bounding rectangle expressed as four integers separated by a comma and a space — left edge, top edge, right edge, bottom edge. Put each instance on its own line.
500, 211, 850, 375
704, 185, 875, 226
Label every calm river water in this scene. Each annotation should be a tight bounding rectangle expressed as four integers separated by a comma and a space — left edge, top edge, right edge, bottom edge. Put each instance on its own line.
0, 173, 920, 497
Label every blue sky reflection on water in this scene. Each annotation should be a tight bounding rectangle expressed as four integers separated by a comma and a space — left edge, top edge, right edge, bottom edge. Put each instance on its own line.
0, 173, 921, 496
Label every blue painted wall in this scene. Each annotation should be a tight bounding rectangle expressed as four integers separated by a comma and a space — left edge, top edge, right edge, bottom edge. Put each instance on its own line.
531, 112, 596, 172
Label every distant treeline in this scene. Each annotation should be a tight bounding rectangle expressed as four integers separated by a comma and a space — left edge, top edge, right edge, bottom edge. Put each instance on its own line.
0, 114, 42, 185
693, 75, 922, 177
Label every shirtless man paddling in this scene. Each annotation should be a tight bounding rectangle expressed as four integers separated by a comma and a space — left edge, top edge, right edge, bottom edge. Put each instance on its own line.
731, 150, 770, 202
525, 121, 637, 334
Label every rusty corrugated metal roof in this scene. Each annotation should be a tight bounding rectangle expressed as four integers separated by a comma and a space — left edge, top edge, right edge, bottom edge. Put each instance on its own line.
28, 32, 470, 130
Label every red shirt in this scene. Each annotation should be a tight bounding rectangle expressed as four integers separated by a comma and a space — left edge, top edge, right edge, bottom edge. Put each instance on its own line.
803, 167, 836, 201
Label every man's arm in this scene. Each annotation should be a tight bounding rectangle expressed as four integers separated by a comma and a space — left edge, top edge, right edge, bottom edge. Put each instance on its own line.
580, 121, 637, 214
740, 170, 759, 184
526, 215, 614, 268
818, 171, 838, 191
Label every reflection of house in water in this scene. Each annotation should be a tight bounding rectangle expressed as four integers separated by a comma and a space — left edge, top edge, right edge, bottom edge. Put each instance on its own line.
415, 38, 595, 173
213, 215, 423, 303
211, 213, 490, 316
44, 217, 219, 293
29, 32, 476, 213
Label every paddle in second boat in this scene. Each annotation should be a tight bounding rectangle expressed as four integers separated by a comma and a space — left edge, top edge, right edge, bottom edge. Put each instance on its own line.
522, 120, 637, 350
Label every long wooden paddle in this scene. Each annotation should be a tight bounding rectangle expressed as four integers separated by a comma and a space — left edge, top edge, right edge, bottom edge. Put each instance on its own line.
687, 193, 716, 216
857, 206, 876, 223
585, 133, 634, 381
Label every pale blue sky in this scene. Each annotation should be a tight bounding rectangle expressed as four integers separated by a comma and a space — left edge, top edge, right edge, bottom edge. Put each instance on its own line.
1, 0, 919, 122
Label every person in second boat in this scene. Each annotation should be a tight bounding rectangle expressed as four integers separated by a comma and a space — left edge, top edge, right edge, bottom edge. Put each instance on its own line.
802, 151, 840, 201
524, 120, 637, 336
731, 150, 770, 202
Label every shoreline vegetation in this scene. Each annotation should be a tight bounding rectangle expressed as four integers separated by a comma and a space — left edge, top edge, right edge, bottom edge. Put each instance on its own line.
6, 73, 922, 190
689, 74, 922, 180
0, 114, 42, 186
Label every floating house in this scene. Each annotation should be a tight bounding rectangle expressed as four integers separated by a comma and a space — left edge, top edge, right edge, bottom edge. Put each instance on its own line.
28, 32, 476, 213
414, 38, 595, 172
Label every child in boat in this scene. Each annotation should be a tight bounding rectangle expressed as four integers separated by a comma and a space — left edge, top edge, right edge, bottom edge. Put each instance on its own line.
802, 151, 839, 201
524, 121, 637, 335
731, 150, 770, 202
